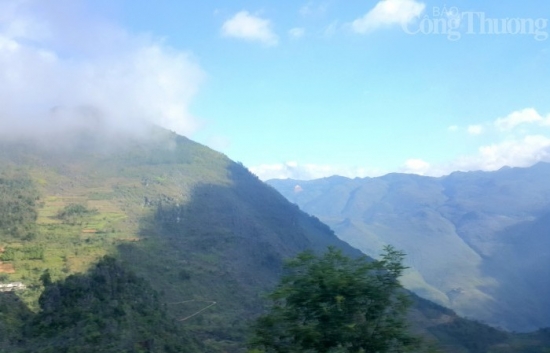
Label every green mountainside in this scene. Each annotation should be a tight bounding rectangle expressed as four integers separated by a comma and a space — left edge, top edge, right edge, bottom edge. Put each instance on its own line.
0, 127, 548, 352
268, 165, 550, 332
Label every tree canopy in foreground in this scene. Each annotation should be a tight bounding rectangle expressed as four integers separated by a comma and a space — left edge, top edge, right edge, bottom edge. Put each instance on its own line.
249, 246, 420, 353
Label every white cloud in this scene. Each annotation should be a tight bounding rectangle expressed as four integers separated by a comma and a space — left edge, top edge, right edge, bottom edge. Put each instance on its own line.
417, 109, 550, 176
288, 27, 305, 39
402, 135, 550, 177
249, 161, 385, 180
449, 109, 550, 139
0, 0, 204, 138
494, 108, 550, 130
221, 11, 278, 46
401, 158, 431, 175
351, 0, 425, 34
467, 125, 484, 135
451, 135, 550, 172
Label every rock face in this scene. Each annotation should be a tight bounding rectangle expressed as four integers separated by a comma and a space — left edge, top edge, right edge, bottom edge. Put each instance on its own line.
268, 163, 550, 331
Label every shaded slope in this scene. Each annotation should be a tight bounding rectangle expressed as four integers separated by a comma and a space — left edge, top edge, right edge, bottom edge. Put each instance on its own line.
117, 162, 362, 350
0, 292, 33, 351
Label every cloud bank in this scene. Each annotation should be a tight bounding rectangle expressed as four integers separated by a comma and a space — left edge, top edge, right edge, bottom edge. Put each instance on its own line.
494, 108, 550, 131
0, 0, 204, 138
249, 161, 385, 180
402, 108, 550, 177
256, 108, 550, 181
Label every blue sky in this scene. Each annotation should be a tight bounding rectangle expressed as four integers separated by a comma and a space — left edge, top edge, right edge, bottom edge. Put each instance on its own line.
1, 1, 549, 179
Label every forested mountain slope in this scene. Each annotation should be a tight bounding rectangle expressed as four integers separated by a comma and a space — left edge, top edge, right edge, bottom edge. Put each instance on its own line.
0, 127, 548, 352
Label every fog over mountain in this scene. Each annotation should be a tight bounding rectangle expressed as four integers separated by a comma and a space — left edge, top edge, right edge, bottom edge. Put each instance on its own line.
0, 0, 203, 139
268, 163, 550, 332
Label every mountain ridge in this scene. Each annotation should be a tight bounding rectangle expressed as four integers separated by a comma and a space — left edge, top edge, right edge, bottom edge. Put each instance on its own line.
268, 162, 550, 332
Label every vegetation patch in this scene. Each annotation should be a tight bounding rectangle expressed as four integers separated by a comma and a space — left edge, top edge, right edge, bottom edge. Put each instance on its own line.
0, 174, 39, 241
1, 257, 199, 352
56, 204, 98, 223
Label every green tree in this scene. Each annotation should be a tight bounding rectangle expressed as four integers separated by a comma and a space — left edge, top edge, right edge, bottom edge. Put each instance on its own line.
249, 246, 419, 353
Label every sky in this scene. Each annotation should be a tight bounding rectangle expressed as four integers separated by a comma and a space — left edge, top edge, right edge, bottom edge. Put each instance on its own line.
1, 0, 549, 180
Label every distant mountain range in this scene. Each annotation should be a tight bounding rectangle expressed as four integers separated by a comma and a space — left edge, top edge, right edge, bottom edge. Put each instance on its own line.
268, 163, 550, 332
